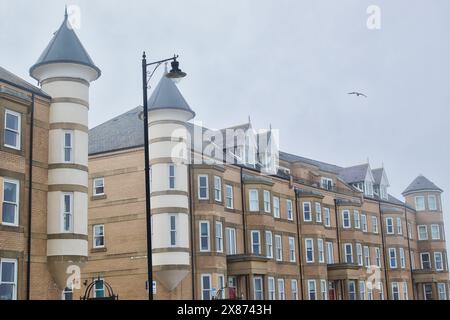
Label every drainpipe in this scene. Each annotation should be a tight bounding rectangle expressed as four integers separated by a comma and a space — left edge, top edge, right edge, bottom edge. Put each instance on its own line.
26, 93, 35, 300
378, 201, 390, 300
294, 190, 304, 300
404, 204, 415, 300
333, 199, 341, 263
188, 164, 195, 299
239, 166, 250, 299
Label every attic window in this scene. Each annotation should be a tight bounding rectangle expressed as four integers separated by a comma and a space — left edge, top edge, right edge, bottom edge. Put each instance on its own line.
320, 177, 333, 191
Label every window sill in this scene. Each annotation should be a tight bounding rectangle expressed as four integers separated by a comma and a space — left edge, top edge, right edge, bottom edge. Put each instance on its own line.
91, 247, 107, 253
0, 224, 23, 232
91, 194, 107, 201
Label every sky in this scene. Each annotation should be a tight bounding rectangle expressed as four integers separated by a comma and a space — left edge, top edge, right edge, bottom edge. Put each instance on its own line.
1, 0, 449, 244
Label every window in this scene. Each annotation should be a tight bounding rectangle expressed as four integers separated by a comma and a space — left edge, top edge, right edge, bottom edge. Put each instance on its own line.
201, 274, 212, 300
423, 284, 433, 300
63, 130, 73, 163
308, 280, 316, 300
218, 274, 225, 299
359, 281, 366, 300
396, 217, 402, 235
249, 189, 259, 212
315, 202, 322, 223
356, 243, 363, 266
225, 228, 236, 255
415, 196, 425, 211
380, 185, 388, 200
348, 281, 356, 300
372, 216, 378, 233
305, 238, 314, 263
408, 223, 413, 239
2, 179, 19, 226
265, 231, 273, 258
62, 286, 73, 300
214, 176, 222, 202
375, 247, 381, 267
324, 207, 331, 227
199, 221, 210, 252
342, 210, 351, 228
94, 279, 105, 298
420, 253, 431, 270
418, 225, 428, 240
410, 251, 416, 270
321, 177, 333, 190
367, 283, 373, 300
253, 277, 263, 300
93, 178, 105, 196
399, 248, 405, 269
320, 279, 327, 300
62, 193, 73, 232
437, 283, 447, 300
93, 225, 105, 248
431, 225, 440, 240
198, 175, 209, 200
291, 279, 298, 300
286, 199, 293, 221
168, 215, 177, 246
288, 237, 296, 262
361, 214, 367, 232
364, 181, 373, 197
392, 282, 399, 300
402, 282, 409, 300
277, 279, 285, 300
275, 235, 283, 261
168, 164, 176, 189
435, 252, 443, 271
273, 197, 280, 218
326, 242, 334, 264
364, 246, 370, 267
379, 283, 385, 300
4, 110, 21, 150
268, 277, 275, 300
225, 185, 233, 209
0, 259, 17, 300
344, 243, 353, 263
215, 221, 223, 253
389, 248, 397, 268
386, 217, 394, 234
353, 210, 360, 229
303, 202, 311, 222
428, 195, 437, 211
263, 190, 271, 213
251, 231, 261, 255
317, 239, 325, 263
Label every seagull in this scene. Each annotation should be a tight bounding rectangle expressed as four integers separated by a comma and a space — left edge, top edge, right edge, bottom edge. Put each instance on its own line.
348, 91, 367, 98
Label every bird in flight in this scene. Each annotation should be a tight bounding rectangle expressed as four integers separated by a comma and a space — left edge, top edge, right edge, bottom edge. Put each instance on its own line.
348, 92, 367, 98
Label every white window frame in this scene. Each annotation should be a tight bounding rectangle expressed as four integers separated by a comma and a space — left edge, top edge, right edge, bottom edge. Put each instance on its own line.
321, 177, 333, 190
277, 279, 285, 300
93, 224, 105, 249
0, 258, 18, 300
320, 279, 328, 300
263, 190, 271, 213
286, 199, 293, 221
215, 221, 223, 253
402, 281, 408, 300
431, 224, 440, 240
2, 179, 19, 226
168, 164, 176, 190
267, 277, 275, 300
275, 234, 283, 261
213, 176, 222, 202
361, 214, 367, 232
408, 222, 413, 240
272, 196, 280, 218
389, 248, 397, 268
364, 245, 370, 267
353, 210, 360, 229
342, 210, 351, 229
198, 175, 209, 200
93, 177, 105, 196
305, 238, 314, 263
420, 252, 431, 270
308, 279, 316, 300
375, 247, 381, 268
62, 130, 74, 163
386, 217, 394, 234
326, 241, 334, 264
289, 236, 296, 262
218, 274, 225, 299
396, 217, 402, 235
225, 227, 237, 255
359, 281, 366, 300
428, 195, 437, 211
437, 283, 447, 300
61, 192, 73, 233
201, 274, 212, 300
251, 230, 261, 255
434, 252, 444, 271
265, 230, 273, 259
169, 215, 177, 247
399, 248, 406, 269
249, 189, 259, 212
423, 284, 433, 300
415, 196, 425, 211
418, 225, 428, 240
356, 243, 363, 266
317, 238, 324, 263
315, 202, 322, 223
324, 207, 331, 227
372, 216, 378, 234
291, 279, 298, 300
225, 184, 233, 209
303, 202, 311, 222
348, 280, 356, 300
199, 221, 210, 252
391, 282, 399, 300
344, 243, 353, 264
253, 276, 263, 300
4, 109, 21, 150
94, 278, 105, 298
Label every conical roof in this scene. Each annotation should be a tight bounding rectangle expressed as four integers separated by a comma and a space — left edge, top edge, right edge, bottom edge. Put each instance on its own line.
30, 9, 100, 80
402, 175, 443, 195
147, 74, 195, 117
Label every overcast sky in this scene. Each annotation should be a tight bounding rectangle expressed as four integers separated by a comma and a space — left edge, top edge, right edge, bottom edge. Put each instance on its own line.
1, 0, 449, 244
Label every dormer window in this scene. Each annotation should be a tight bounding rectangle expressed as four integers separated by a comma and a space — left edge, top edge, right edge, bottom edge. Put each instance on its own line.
364, 181, 373, 197
380, 185, 388, 200
321, 177, 333, 191
353, 182, 364, 192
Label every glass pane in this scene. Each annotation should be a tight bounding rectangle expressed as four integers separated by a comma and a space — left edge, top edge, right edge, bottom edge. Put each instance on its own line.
4, 182, 17, 202
4, 130, 18, 147
2, 203, 16, 224
0, 284, 14, 300
64, 133, 72, 147
64, 214, 71, 231
201, 237, 208, 249
1, 262, 15, 282
201, 223, 207, 235
95, 237, 104, 247
6, 113, 18, 130
203, 277, 210, 289
64, 148, 72, 162
64, 195, 71, 212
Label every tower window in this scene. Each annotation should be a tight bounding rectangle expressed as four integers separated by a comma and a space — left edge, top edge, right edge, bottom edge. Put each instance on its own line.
415, 196, 425, 211
428, 195, 437, 211
168, 164, 175, 189
63, 130, 73, 163
62, 193, 73, 232
170, 215, 177, 246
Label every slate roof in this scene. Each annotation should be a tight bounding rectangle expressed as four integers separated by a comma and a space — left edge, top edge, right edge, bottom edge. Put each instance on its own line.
372, 168, 384, 185
30, 10, 100, 80
402, 175, 443, 195
338, 164, 369, 184
0, 66, 50, 98
278, 151, 342, 174
147, 75, 195, 117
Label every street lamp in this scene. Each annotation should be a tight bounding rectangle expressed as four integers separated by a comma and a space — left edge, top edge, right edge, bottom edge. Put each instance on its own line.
141, 52, 186, 301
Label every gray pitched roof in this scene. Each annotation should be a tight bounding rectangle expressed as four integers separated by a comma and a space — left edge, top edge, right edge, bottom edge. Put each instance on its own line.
30, 11, 100, 80
147, 75, 195, 117
0, 66, 50, 98
402, 175, 443, 195
338, 164, 369, 184
372, 168, 383, 185
279, 151, 342, 174
89, 106, 144, 155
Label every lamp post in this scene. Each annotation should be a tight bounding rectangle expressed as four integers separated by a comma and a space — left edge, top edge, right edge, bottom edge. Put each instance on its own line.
141, 52, 187, 300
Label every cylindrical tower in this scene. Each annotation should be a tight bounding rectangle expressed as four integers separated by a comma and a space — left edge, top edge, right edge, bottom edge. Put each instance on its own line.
30, 10, 100, 289
147, 74, 195, 292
